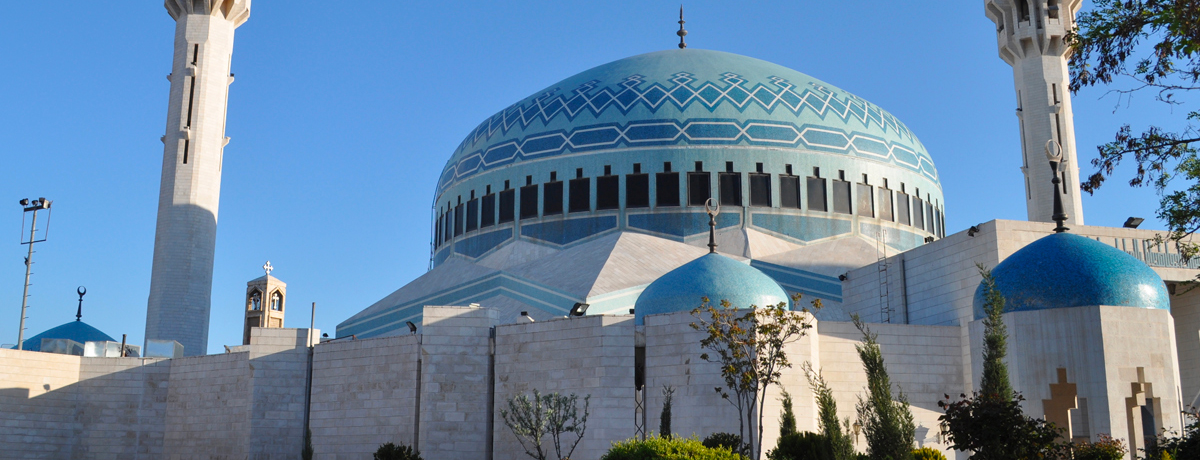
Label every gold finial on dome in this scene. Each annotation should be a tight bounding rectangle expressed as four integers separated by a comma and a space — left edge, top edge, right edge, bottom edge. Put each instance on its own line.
677, 6, 688, 49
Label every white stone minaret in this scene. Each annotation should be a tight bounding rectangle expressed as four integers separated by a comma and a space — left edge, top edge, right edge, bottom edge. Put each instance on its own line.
145, 0, 250, 356
986, 0, 1085, 225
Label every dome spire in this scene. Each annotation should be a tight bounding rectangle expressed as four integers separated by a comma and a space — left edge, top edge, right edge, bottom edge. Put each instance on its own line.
676, 6, 688, 49
704, 198, 719, 253
75, 286, 86, 322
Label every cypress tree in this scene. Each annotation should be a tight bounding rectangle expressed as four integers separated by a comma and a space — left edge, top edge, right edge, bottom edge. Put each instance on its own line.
779, 390, 797, 437
804, 362, 855, 460
977, 264, 1013, 401
852, 315, 915, 460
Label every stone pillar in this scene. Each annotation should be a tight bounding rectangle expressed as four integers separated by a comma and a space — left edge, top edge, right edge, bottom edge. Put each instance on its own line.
419, 306, 499, 460
145, 0, 251, 356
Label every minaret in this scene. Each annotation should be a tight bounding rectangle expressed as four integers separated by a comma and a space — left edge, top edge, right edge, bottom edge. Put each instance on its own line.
145, 0, 251, 356
986, 0, 1085, 225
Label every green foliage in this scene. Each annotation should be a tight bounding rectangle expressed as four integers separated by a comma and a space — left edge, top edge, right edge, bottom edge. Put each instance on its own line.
1067, 0, 1200, 260
766, 432, 834, 460
500, 389, 591, 460
373, 442, 423, 460
1071, 434, 1126, 460
302, 428, 314, 460
702, 432, 745, 455
850, 315, 915, 460
779, 390, 798, 438
1146, 414, 1200, 460
803, 362, 855, 460
602, 435, 744, 460
690, 294, 819, 460
661, 385, 675, 439
910, 446, 946, 460
977, 265, 1013, 401
937, 392, 1062, 460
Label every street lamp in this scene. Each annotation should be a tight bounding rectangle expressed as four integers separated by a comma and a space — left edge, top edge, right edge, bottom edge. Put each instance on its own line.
1045, 140, 1069, 233
16, 197, 52, 350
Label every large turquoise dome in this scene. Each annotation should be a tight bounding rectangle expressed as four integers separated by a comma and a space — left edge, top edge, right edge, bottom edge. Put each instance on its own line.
432, 48, 946, 270
634, 253, 789, 325
973, 233, 1170, 319
11, 320, 116, 352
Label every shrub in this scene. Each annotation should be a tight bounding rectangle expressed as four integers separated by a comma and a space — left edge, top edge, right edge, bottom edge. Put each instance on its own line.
602, 435, 743, 460
911, 446, 947, 460
702, 432, 745, 455
374, 442, 422, 460
661, 385, 675, 438
1072, 434, 1125, 460
766, 432, 833, 460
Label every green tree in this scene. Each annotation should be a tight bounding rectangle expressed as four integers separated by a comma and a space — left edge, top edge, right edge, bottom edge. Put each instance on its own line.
803, 362, 855, 460
690, 294, 820, 460
1068, 0, 1200, 258
500, 389, 591, 460
938, 266, 1063, 459
851, 315, 915, 460
779, 390, 798, 438
978, 264, 1013, 401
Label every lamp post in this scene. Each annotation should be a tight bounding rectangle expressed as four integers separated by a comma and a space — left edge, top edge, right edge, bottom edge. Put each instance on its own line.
16, 197, 52, 350
1045, 140, 1069, 233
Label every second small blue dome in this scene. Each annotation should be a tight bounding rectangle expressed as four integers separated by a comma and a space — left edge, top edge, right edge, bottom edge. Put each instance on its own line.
973, 232, 1169, 319
634, 253, 789, 325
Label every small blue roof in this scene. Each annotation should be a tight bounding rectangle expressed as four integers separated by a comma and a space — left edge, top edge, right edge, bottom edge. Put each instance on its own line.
11, 321, 116, 352
973, 232, 1169, 319
635, 253, 789, 325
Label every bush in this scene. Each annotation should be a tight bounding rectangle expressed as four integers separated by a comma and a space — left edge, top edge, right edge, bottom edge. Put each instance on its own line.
703, 432, 745, 455
766, 432, 833, 460
374, 442, 422, 460
911, 446, 947, 460
602, 436, 743, 460
1072, 434, 1125, 460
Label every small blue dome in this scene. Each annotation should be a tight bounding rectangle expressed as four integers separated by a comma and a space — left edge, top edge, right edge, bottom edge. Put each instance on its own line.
635, 253, 789, 325
973, 232, 1169, 319
11, 320, 116, 352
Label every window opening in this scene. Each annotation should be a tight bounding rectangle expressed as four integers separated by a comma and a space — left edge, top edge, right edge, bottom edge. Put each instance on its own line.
481, 192, 496, 228
454, 202, 464, 236
186, 76, 197, 128
544, 180, 564, 215
626, 172, 650, 208
688, 170, 711, 206
499, 188, 515, 223
569, 177, 590, 212
807, 175, 827, 212
270, 291, 282, 311
250, 290, 262, 311
912, 195, 925, 231
526, 175, 533, 186
520, 183, 539, 219
856, 182, 874, 218
597, 174, 619, 210
656, 171, 681, 207
780, 174, 801, 209
466, 198, 479, 232
663, 161, 672, 173
633, 163, 642, 174
191, 44, 199, 65
878, 185, 894, 222
896, 189, 911, 225
749, 171, 771, 207
604, 165, 612, 176
182, 140, 190, 164
576, 168, 584, 179
719, 169, 742, 206
832, 176, 852, 214
786, 164, 793, 175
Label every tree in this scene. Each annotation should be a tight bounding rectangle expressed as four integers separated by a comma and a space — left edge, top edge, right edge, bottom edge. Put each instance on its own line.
804, 362, 855, 460
977, 264, 1013, 401
937, 266, 1063, 459
500, 389, 591, 460
660, 385, 675, 438
851, 315, 915, 460
779, 390, 798, 438
1068, 1, 1200, 258
690, 294, 820, 460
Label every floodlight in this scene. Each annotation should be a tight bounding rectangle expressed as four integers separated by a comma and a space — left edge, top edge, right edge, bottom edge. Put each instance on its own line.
1124, 217, 1144, 229
569, 302, 590, 316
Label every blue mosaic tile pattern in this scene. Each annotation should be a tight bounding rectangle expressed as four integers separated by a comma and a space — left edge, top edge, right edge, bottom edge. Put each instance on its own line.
520, 216, 618, 245
635, 253, 789, 325
750, 260, 843, 303
627, 211, 740, 238
750, 213, 852, 242
438, 49, 939, 194
973, 232, 1170, 319
454, 228, 513, 258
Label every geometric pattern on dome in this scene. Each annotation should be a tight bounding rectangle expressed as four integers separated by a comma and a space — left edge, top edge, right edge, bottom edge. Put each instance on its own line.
440, 71, 936, 193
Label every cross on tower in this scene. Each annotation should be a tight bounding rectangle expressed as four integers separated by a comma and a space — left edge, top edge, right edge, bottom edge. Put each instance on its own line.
263, 261, 273, 276
1042, 368, 1078, 439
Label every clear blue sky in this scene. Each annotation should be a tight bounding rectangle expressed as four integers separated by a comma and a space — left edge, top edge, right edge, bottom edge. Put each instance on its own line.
0, 1, 1183, 354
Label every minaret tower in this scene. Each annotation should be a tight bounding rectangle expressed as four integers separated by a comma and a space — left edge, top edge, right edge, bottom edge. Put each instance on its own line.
986, 0, 1085, 225
145, 0, 251, 356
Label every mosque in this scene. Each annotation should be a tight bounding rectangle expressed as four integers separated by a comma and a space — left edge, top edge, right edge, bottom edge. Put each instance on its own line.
3, 1, 1198, 459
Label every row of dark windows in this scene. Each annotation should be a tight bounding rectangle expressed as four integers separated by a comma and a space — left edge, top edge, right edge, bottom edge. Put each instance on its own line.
434, 162, 945, 248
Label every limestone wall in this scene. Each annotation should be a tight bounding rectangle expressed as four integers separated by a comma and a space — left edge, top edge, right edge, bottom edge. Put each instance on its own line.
492, 314, 635, 460
418, 306, 498, 460
817, 320, 961, 456
247, 328, 315, 460
0, 348, 82, 458
309, 334, 421, 459
76, 357, 172, 459
1171, 287, 1200, 408
163, 351, 252, 459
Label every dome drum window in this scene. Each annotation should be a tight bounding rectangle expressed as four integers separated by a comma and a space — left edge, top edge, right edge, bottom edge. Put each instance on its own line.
656, 165, 681, 207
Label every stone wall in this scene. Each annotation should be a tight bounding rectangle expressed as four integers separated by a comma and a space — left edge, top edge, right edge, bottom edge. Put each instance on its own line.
76, 357, 172, 459
492, 314, 635, 460
163, 351, 252, 459
309, 334, 421, 459
418, 306, 498, 460
0, 348, 82, 458
817, 320, 961, 456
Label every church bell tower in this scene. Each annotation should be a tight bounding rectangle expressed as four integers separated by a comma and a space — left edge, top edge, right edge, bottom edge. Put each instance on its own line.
243, 262, 285, 345
986, 0, 1085, 225
144, 0, 251, 356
